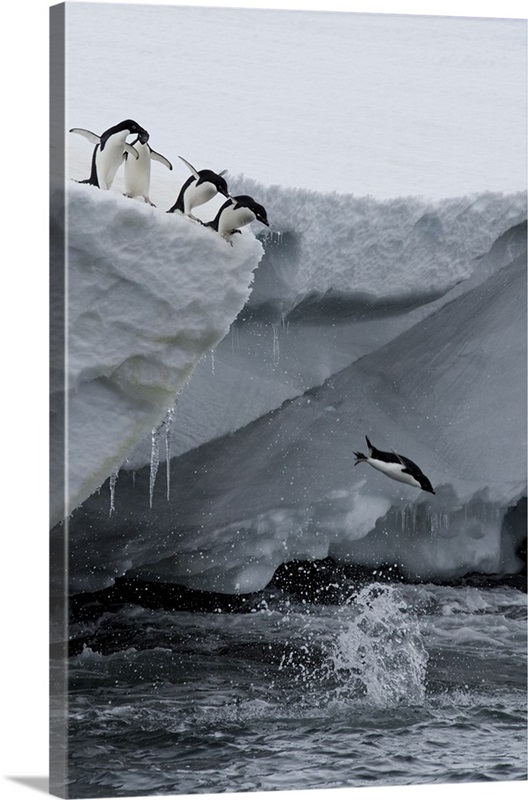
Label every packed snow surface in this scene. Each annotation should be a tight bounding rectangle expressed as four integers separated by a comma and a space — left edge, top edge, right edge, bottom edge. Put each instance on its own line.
50, 182, 263, 526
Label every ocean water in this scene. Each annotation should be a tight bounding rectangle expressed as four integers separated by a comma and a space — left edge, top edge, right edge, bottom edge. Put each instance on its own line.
57, 582, 527, 796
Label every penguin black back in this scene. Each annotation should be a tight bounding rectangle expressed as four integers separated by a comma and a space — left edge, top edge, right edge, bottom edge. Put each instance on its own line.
167, 175, 195, 214
77, 144, 100, 187
205, 198, 233, 231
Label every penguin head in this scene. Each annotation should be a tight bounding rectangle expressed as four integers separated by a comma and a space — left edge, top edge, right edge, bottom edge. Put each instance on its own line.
199, 170, 230, 197
252, 201, 269, 227
419, 474, 435, 494
121, 119, 149, 143
234, 195, 269, 227
212, 172, 229, 197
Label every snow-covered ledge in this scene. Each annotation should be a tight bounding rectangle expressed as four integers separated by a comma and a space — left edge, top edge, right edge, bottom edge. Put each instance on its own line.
50, 182, 263, 527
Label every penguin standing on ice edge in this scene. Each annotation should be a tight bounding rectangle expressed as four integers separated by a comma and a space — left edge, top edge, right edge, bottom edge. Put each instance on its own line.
206, 194, 269, 239
70, 119, 150, 189
167, 156, 230, 219
123, 138, 173, 206
354, 436, 435, 494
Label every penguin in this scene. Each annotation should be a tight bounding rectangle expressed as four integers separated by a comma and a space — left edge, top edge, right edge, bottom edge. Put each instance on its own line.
354, 436, 435, 494
69, 119, 150, 189
205, 194, 269, 239
167, 156, 229, 219
123, 138, 173, 206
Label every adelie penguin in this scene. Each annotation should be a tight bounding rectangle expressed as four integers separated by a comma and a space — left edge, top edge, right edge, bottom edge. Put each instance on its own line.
206, 195, 269, 240
354, 436, 435, 494
123, 137, 173, 206
167, 156, 229, 219
70, 119, 150, 190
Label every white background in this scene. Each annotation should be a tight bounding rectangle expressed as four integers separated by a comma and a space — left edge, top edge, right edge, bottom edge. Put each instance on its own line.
1, 1, 526, 799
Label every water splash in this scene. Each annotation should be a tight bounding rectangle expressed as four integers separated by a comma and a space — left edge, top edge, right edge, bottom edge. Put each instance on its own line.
327, 584, 428, 707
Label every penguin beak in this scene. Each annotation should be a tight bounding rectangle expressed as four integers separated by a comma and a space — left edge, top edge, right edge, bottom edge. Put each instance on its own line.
139, 131, 149, 144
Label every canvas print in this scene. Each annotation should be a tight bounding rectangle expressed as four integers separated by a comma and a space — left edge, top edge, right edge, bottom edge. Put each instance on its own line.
50, 1, 527, 797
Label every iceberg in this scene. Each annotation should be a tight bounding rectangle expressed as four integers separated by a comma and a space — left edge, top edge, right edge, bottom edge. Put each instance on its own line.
50, 181, 263, 527
55, 209, 527, 594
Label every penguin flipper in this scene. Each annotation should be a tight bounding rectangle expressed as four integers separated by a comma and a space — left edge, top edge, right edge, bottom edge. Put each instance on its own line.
178, 155, 200, 180
391, 449, 406, 466
150, 150, 173, 170
123, 143, 139, 160
69, 128, 100, 144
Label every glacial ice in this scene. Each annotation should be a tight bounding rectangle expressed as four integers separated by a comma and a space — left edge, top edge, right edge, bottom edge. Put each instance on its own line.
124, 188, 526, 467
55, 213, 526, 594
49, 181, 263, 526
50, 167, 526, 597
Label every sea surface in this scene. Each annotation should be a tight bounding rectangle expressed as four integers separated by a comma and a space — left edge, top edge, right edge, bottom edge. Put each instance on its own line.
56, 582, 527, 797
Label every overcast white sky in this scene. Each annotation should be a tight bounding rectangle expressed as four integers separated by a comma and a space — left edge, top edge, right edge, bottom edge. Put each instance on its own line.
66, 0, 526, 198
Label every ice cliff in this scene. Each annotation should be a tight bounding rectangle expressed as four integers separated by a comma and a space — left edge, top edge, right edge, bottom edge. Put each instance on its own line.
50, 182, 263, 526
126, 186, 526, 465
50, 175, 526, 596
55, 211, 526, 595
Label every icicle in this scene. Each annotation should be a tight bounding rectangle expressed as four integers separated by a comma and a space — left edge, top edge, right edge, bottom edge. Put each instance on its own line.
231, 324, 240, 353
109, 469, 119, 516
267, 230, 283, 247
280, 311, 290, 335
272, 323, 280, 365
164, 407, 175, 501
149, 425, 161, 509
210, 349, 215, 375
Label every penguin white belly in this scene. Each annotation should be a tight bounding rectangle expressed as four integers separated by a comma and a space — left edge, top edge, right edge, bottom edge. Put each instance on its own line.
218, 206, 255, 236
124, 143, 151, 197
185, 181, 217, 213
367, 458, 421, 489
96, 136, 127, 189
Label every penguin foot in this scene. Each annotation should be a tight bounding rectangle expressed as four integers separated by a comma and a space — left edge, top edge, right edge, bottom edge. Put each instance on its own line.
143, 197, 156, 207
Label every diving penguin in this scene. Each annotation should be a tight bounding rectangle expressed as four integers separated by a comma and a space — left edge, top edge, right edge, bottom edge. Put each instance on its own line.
205, 194, 269, 239
354, 436, 435, 494
123, 138, 173, 206
167, 156, 229, 219
70, 119, 150, 189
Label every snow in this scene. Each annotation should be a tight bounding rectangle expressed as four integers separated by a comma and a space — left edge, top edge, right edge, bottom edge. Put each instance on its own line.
50, 180, 263, 526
